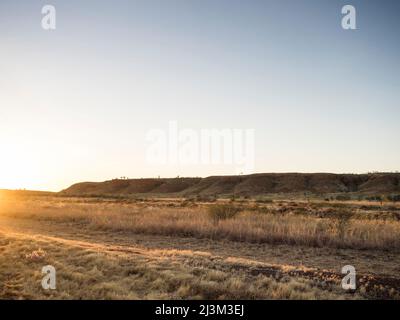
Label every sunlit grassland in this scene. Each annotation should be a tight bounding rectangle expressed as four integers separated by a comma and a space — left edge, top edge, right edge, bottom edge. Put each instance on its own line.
1, 197, 400, 251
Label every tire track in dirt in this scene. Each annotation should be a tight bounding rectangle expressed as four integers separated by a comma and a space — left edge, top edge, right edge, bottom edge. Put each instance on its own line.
1, 216, 399, 299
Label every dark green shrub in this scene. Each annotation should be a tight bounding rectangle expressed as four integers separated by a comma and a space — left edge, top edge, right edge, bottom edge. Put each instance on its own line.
335, 195, 351, 201
365, 195, 382, 202
255, 199, 273, 204
195, 195, 216, 202
387, 194, 400, 202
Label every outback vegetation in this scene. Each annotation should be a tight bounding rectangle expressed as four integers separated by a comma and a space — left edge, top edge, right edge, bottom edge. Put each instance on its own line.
1, 189, 400, 300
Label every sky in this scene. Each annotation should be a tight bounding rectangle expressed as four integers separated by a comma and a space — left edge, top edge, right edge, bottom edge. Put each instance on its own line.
0, 0, 399, 191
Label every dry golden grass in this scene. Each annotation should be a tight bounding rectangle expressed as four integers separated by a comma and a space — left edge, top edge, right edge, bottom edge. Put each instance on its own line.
0, 231, 353, 300
1, 197, 400, 251
1, 195, 400, 300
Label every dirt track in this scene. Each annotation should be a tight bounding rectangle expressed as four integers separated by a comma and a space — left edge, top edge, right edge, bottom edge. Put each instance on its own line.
1, 215, 399, 299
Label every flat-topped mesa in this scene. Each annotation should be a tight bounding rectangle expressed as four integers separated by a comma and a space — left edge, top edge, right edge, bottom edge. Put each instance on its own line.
60, 173, 400, 197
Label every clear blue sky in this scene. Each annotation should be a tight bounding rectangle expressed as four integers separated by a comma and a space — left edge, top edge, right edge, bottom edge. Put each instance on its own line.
1, 0, 399, 191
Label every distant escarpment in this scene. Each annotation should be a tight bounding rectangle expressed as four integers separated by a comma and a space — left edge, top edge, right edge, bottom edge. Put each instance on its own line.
60, 173, 400, 197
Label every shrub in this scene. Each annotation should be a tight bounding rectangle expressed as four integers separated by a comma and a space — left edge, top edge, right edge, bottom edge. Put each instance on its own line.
333, 211, 353, 241
365, 195, 382, 202
255, 199, 273, 204
335, 195, 351, 201
208, 204, 241, 223
387, 194, 400, 202
196, 195, 216, 202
